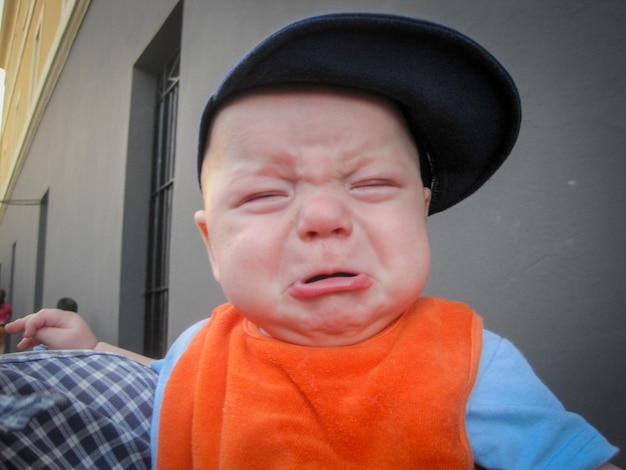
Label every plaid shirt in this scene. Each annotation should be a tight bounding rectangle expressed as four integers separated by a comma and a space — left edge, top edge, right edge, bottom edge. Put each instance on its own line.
0, 350, 157, 469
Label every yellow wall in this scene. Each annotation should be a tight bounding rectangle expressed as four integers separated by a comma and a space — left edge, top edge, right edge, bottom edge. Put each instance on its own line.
0, 0, 89, 213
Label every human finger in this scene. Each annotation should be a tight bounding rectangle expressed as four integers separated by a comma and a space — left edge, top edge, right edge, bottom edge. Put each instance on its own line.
4, 316, 30, 334
20, 309, 74, 338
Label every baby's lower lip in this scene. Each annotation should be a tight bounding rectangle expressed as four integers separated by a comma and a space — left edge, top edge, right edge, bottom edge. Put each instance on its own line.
289, 273, 372, 299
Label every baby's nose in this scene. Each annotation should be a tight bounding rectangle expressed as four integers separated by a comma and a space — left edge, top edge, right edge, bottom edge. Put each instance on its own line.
296, 192, 353, 241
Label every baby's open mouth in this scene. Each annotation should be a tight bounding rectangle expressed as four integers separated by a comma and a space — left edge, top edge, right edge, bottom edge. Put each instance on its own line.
305, 272, 356, 284
291, 272, 371, 298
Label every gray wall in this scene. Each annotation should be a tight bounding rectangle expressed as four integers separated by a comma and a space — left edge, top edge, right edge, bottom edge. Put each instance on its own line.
0, 0, 624, 462
0, 0, 182, 343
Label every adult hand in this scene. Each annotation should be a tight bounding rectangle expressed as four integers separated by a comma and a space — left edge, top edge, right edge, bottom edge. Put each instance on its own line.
5, 309, 98, 350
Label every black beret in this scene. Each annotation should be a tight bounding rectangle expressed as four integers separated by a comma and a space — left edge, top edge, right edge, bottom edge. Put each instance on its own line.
197, 12, 521, 215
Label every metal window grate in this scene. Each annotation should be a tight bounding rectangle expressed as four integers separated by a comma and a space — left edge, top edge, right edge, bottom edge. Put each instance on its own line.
144, 51, 179, 358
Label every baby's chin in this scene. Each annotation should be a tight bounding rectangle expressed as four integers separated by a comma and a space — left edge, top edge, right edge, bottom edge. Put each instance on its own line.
246, 306, 407, 348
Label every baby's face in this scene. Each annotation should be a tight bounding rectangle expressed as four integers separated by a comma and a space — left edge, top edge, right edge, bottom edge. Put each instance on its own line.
196, 88, 431, 347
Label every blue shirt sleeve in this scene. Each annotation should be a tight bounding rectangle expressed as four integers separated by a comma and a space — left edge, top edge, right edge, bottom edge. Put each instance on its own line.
466, 330, 618, 469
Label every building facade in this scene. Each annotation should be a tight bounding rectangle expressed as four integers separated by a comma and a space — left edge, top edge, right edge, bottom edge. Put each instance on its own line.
0, 0, 624, 460
1, 1, 90, 213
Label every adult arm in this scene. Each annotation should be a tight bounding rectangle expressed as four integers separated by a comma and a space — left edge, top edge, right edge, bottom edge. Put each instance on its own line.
94, 341, 153, 366
5, 309, 152, 366
598, 463, 621, 470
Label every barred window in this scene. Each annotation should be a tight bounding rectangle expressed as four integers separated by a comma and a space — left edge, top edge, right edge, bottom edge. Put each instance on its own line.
144, 51, 179, 359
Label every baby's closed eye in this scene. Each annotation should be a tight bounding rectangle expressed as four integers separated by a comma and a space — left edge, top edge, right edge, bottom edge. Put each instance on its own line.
349, 178, 401, 201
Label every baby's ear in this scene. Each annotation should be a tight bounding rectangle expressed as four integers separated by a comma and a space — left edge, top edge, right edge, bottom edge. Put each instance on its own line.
423, 187, 432, 216
194, 210, 210, 242
193, 210, 220, 281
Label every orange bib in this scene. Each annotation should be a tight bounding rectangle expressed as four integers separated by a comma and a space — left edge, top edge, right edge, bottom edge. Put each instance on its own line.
158, 296, 482, 469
